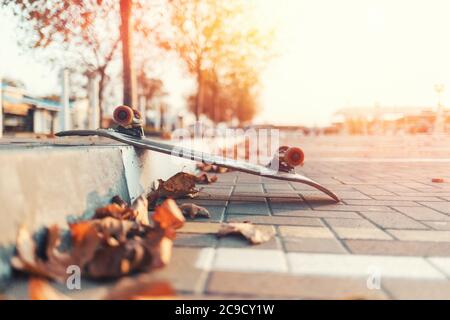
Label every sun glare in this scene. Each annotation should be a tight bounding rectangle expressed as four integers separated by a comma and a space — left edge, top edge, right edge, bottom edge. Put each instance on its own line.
256, 0, 450, 126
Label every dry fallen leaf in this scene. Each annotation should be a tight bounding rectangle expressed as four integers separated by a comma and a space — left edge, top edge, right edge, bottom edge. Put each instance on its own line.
103, 276, 175, 300
28, 277, 175, 300
196, 163, 229, 173
11, 226, 71, 283
147, 190, 160, 209
179, 203, 211, 219
12, 196, 184, 282
29, 278, 71, 300
195, 173, 218, 184
156, 172, 199, 198
152, 199, 185, 232
217, 222, 275, 244
94, 203, 137, 220
94, 193, 149, 223
111, 195, 128, 208
131, 194, 150, 225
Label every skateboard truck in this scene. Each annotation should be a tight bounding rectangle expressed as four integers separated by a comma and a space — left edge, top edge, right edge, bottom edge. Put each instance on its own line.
267, 146, 305, 173
56, 106, 339, 202
113, 105, 145, 138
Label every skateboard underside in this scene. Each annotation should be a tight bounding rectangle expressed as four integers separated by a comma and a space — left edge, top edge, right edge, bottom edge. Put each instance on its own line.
56, 129, 340, 202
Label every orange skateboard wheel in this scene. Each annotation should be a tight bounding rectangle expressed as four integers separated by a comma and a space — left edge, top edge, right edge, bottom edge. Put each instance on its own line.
284, 147, 304, 167
113, 105, 134, 126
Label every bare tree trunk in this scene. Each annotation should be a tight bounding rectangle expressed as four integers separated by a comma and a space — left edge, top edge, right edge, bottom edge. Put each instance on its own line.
98, 70, 106, 127
120, 0, 136, 107
195, 64, 203, 121
211, 83, 218, 123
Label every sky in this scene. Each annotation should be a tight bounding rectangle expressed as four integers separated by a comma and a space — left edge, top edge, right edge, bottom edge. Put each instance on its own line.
1, 0, 450, 126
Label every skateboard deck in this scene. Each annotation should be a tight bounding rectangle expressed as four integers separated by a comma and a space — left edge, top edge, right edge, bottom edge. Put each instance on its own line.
56, 129, 340, 202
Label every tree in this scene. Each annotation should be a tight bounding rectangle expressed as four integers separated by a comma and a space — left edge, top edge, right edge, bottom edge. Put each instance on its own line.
120, 0, 136, 108
162, 0, 273, 124
3, 0, 122, 124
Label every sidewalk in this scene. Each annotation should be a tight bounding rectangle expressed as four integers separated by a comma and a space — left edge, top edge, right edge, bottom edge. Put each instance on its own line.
5, 135, 450, 299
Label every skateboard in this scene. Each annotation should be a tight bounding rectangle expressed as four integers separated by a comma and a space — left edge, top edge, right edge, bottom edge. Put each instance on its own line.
56, 105, 339, 202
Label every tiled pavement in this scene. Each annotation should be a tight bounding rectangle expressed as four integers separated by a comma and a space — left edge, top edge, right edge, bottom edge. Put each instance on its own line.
5, 136, 450, 300
168, 160, 450, 299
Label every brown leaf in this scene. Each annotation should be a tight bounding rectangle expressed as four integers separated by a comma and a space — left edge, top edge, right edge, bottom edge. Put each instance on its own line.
94, 203, 136, 220
147, 190, 160, 209
131, 194, 150, 225
69, 221, 102, 268
156, 172, 198, 198
179, 203, 211, 219
29, 278, 71, 300
111, 195, 128, 208
84, 239, 151, 279
152, 199, 185, 233
11, 226, 71, 283
217, 222, 275, 244
103, 276, 175, 300
94, 193, 149, 224
197, 163, 229, 173
195, 173, 218, 184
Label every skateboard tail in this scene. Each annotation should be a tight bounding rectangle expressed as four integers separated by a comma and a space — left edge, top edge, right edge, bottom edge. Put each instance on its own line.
56, 129, 340, 202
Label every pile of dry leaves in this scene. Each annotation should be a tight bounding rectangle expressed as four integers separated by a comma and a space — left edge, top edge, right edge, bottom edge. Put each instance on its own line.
9, 169, 274, 299
11, 197, 185, 281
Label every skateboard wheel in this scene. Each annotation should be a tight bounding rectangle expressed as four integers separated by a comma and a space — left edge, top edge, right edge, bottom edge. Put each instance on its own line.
285, 147, 304, 167
113, 105, 134, 126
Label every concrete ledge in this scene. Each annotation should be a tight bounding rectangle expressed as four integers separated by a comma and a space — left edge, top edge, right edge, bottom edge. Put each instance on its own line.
0, 137, 194, 245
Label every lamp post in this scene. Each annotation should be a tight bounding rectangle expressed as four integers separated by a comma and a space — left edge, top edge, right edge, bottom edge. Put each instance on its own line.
434, 84, 444, 134
0, 75, 3, 138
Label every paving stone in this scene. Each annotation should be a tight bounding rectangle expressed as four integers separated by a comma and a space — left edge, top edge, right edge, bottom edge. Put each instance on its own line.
372, 195, 444, 202
284, 237, 347, 254
236, 174, 262, 183
177, 198, 228, 206
360, 211, 427, 229
420, 202, 450, 214
332, 227, 393, 240
388, 229, 450, 242
279, 226, 335, 239
312, 204, 395, 212
180, 222, 222, 234
393, 206, 450, 221
332, 191, 371, 200
151, 247, 214, 293
383, 279, 450, 299
269, 196, 310, 209
273, 209, 361, 219
287, 253, 445, 279
213, 248, 287, 272
353, 187, 395, 196
174, 233, 218, 248
325, 218, 378, 228
226, 214, 323, 227
226, 201, 270, 215
346, 239, 450, 257
423, 221, 450, 231
427, 257, 450, 277
206, 272, 387, 299
233, 184, 264, 194
263, 183, 294, 191
200, 186, 233, 197
344, 199, 419, 206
